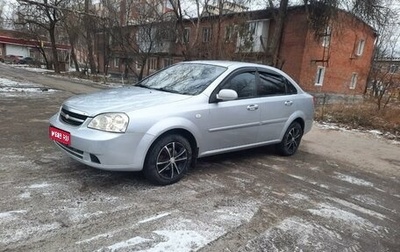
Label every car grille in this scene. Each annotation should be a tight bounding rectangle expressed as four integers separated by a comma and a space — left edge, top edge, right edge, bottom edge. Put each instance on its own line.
60, 108, 88, 126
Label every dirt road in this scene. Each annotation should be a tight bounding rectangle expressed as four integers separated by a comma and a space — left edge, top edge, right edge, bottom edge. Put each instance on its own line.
1, 64, 399, 251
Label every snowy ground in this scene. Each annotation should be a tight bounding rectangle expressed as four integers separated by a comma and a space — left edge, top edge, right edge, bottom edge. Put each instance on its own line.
0, 70, 399, 251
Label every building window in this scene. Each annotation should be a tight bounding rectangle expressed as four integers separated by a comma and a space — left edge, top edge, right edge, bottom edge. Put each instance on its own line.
136, 60, 142, 70
322, 26, 331, 48
355, 39, 365, 56
315, 66, 325, 86
202, 27, 211, 43
350, 73, 358, 89
163, 58, 173, 68
225, 25, 234, 41
114, 57, 119, 68
183, 28, 190, 44
389, 64, 399, 73
149, 58, 157, 70
236, 20, 269, 53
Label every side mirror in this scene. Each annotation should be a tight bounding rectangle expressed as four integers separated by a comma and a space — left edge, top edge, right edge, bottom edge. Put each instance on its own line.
216, 89, 238, 101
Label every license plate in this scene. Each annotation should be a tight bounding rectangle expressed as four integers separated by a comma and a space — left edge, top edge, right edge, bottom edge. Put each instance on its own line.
49, 126, 71, 145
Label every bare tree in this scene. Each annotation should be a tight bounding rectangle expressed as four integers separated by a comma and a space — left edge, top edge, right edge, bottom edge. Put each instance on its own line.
84, 0, 97, 74
366, 5, 400, 109
16, 0, 67, 73
102, 0, 174, 81
169, 0, 212, 60
62, 9, 81, 72
0, 0, 5, 28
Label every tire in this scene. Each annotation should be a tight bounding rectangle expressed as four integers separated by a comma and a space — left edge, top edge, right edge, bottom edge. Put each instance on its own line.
143, 134, 192, 185
277, 122, 303, 156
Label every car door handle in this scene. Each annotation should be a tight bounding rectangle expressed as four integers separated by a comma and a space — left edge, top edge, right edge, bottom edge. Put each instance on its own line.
285, 101, 293, 106
247, 104, 259, 111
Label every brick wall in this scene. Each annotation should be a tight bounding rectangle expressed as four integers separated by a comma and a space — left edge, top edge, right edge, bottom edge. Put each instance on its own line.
296, 12, 376, 95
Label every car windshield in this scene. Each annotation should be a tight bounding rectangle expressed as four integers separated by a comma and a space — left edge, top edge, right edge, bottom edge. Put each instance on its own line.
137, 63, 227, 95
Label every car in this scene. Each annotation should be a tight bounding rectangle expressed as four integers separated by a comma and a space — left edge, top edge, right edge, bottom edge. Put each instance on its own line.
4, 55, 23, 64
19, 57, 41, 66
49, 61, 314, 185
18, 57, 31, 64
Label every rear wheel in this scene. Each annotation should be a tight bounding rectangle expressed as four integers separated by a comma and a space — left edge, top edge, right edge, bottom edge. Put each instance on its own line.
144, 134, 192, 185
277, 122, 303, 156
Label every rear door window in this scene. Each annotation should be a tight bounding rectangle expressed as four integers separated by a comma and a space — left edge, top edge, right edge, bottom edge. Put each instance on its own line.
258, 71, 298, 96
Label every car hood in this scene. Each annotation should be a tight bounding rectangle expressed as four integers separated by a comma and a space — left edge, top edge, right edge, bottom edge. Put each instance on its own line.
62, 86, 191, 116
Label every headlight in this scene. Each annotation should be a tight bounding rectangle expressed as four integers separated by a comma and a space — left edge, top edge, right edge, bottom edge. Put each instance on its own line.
88, 113, 129, 133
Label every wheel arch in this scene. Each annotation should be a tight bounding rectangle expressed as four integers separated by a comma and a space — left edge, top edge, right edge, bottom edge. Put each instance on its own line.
279, 112, 306, 140
151, 128, 198, 159
292, 117, 305, 131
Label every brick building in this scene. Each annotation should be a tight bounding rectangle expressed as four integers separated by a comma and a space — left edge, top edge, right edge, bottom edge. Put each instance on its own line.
0, 29, 70, 65
370, 57, 400, 99
96, 5, 377, 96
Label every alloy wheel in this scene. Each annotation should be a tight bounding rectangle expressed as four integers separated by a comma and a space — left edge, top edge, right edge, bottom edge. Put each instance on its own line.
156, 141, 188, 180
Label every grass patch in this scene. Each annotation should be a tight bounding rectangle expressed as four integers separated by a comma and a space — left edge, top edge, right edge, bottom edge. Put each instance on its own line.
315, 101, 400, 141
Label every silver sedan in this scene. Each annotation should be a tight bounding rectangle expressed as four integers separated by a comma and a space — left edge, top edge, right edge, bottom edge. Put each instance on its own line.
49, 61, 314, 185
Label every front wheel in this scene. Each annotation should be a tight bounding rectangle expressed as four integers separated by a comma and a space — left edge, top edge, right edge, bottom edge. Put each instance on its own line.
143, 134, 192, 185
276, 122, 303, 156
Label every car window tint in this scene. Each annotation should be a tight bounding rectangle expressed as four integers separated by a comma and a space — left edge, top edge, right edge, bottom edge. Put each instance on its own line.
286, 80, 298, 94
222, 72, 256, 98
258, 72, 286, 96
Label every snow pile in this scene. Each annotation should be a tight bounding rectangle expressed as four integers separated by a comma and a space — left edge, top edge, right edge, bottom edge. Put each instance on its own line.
0, 77, 57, 97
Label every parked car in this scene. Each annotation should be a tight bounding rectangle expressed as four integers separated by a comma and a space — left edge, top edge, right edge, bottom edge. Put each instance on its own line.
4, 55, 24, 64
19, 57, 41, 66
49, 61, 314, 185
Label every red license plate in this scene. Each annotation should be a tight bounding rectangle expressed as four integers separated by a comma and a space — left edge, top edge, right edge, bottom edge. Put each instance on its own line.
49, 126, 71, 145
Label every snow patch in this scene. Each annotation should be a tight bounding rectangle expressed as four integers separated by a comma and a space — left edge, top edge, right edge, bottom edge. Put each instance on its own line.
145, 230, 209, 252
289, 193, 309, 201
241, 217, 344, 251
138, 212, 171, 224
328, 197, 388, 220
307, 203, 380, 232
28, 182, 52, 189
104, 236, 151, 251
316, 122, 400, 144
0, 77, 56, 97
1, 221, 61, 244
18, 192, 31, 199
0, 210, 27, 220
334, 172, 374, 187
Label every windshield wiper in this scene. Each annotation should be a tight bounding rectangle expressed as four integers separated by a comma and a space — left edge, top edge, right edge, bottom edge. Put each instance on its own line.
154, 87, 181, 94
135, 84, 151, 89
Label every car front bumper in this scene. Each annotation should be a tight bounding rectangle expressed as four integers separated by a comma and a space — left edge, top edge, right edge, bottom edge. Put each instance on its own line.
49, 113, 153, 171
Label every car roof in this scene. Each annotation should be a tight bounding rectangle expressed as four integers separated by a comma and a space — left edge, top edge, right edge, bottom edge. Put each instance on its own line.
182, 60, 267, 68
181, 60, 289, 75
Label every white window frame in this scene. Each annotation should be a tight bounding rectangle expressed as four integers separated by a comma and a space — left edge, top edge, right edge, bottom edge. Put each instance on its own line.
236, 19, 269, 53
322, 26, 331, 48
202, 27, 211, 43
315, 66, 326, 86
350, 73, 358, 89
114, 57, 119, 68
356, 39, 365, 56
163, 58, 173, 67
149, 58, 157, 70
183, 28, 190, 44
